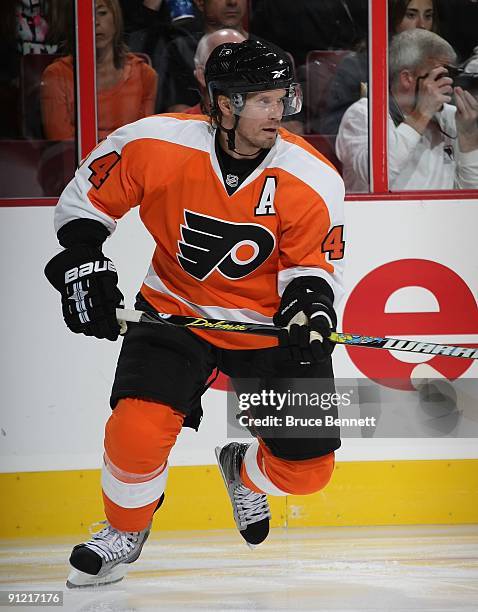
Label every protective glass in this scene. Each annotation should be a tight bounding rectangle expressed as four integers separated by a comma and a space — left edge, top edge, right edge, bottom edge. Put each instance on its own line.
229, 83, 303, 118
4, 1, 76, 197
443, 63, 478, 92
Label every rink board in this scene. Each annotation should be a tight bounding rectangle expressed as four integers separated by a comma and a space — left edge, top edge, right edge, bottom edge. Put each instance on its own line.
1, 202, 478, 473
1, 459, 477, 538
1, 201, 478, 539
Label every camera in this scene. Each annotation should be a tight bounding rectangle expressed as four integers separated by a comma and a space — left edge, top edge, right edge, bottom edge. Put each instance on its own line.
443, 64, 478, 95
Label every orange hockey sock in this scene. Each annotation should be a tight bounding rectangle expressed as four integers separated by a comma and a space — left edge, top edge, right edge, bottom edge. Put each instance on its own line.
241, 440, 335, 496
102, 398, 184, 531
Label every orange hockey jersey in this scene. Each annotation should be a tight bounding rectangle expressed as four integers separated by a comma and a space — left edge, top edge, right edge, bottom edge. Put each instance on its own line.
55, 114, 345, 350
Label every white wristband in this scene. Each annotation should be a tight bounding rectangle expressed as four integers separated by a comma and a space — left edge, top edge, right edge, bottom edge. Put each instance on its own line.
309, 310, 333, 328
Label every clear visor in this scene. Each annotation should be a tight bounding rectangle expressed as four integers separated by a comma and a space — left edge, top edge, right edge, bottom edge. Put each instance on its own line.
228, 83, 303, 118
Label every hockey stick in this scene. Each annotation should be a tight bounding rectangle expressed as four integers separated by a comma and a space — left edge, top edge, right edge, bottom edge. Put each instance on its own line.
116, 308, 478, 360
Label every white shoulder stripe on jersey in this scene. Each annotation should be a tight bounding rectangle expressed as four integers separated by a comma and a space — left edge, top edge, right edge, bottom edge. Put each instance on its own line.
143, 265, 273, 325
274, 136, 345, 196
107, 115, 211, 154
274, 136, 345, 217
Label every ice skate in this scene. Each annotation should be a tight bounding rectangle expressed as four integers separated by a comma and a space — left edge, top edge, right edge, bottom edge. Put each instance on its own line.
215, 442, 271, 547
66, 521, 150, 588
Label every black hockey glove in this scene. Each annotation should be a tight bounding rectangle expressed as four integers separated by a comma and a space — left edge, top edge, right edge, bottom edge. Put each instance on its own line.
273, 277, 337, 363
44, 245, 124, 340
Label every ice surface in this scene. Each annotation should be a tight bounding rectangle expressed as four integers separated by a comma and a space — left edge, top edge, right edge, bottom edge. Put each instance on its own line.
1, 525, 477, 611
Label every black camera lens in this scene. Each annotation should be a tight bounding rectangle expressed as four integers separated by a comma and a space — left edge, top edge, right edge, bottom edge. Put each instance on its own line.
443, 64, 461, 79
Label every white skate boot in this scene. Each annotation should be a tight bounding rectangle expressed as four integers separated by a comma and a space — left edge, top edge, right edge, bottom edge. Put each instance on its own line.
66, 521, 150, 588
215, 442, 271, 547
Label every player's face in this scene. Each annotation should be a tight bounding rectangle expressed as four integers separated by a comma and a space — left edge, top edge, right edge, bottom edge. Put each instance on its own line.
95, 0, 115, 50
233, 89, 285, 151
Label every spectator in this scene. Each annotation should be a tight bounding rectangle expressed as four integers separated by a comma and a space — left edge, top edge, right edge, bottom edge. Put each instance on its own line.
159, 0, 248, 112
390, 0, 437, 33
335, 29, 478, 192
41, 0, 158, 140
119, 1, 202, 63
319, 0, 438, 136
16, 0, 66, 55
120, 1, 171, 51
185, 27, 246, 114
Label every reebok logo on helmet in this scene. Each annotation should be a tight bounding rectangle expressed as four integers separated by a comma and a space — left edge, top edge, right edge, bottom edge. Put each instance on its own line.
272, 69, 287, 79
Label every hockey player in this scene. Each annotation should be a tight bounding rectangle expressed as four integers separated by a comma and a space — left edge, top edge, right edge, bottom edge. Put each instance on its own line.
45, 39, 345, 588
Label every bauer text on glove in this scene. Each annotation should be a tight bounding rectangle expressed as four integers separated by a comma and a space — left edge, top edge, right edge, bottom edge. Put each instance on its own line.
45, 245, 124, 340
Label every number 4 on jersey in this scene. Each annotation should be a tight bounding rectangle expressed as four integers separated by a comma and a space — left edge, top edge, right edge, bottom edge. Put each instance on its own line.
88, 151, 120, 189
321, 225, 345, 260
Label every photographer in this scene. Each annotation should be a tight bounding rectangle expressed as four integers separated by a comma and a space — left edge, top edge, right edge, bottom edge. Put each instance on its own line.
336, 28, 478, 192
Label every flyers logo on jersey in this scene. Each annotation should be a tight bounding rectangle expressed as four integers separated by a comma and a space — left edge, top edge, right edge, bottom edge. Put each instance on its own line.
177, 210, 276, 281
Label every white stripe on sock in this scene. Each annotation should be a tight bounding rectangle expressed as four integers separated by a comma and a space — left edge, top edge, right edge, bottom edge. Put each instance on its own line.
101, 459, 168, 508
243, 440, 288, 496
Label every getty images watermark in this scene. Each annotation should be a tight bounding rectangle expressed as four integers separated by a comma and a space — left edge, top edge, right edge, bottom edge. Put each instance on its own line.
235, 388, 374, 430
226, 379, 371, 439
226, 377, 478, 439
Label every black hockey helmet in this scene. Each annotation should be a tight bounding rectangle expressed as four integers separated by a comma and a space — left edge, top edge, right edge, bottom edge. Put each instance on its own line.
205, 39, 302, 118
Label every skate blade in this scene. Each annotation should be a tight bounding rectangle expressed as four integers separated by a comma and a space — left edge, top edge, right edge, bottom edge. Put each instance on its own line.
66, 564, 128, 588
